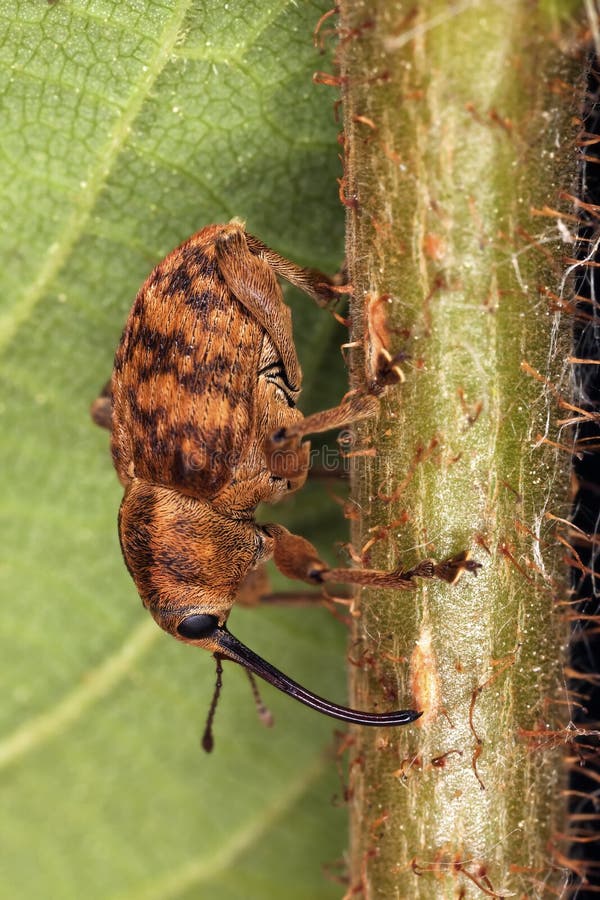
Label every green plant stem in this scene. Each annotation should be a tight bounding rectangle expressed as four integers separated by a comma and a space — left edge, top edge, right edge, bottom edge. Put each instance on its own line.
339, 2, 584, 896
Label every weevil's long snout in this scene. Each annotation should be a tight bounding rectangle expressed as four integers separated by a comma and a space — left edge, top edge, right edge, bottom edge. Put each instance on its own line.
177, 614, 421, 727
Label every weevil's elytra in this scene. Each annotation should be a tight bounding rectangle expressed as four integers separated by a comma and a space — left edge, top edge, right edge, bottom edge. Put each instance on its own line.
95, 219, 480, 749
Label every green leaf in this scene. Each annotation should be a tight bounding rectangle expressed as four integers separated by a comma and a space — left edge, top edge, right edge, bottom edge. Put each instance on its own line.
0, 2, 350, 897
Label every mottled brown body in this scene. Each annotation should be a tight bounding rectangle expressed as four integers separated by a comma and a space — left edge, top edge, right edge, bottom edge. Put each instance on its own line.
109, 222, 319, 631
112, 224, 302, 504
94, 220, 479, 743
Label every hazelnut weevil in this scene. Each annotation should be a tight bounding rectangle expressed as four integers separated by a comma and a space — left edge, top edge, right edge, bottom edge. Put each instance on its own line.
92, 219, 478, 750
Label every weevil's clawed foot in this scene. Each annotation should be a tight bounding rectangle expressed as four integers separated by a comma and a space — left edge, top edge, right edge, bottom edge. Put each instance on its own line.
364, 292, 409, 390
320, 280, 353, 299
372, 349, 407, 389
310, 281, 342, 307
403, 559, 436, 580
302, 272, 352, 308
433, 551, 482, 584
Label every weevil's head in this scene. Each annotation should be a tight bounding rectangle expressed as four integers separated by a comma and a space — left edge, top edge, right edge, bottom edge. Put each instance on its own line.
119, 478, 421, 740
118, 478, 273, 636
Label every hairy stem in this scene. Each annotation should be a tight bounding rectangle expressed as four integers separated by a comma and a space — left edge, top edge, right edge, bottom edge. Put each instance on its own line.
339, 2, 584, 896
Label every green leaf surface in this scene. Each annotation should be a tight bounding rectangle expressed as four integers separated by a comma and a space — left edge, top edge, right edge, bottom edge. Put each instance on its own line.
0, 2, 349, 898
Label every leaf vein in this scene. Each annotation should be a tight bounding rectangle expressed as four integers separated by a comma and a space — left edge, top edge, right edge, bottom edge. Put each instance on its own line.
0, 620, 158, 771
113, 755, 327, 900
0, 0, 194, 352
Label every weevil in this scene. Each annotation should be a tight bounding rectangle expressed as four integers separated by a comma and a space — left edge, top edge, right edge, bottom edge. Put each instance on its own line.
93, 219, 478, 749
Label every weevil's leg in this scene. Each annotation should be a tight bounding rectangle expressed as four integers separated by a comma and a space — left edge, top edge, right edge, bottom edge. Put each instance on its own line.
235, 565, 271, 607
244, 232, 346, 307
90, 381, 112, 431
284, 391, 380, 437
215, 226, 302, 389
253, 591, 333, 605
307, 461, 348, 480
323, 552, 482, 587
235, 563, 333, 608
266, 392, 379, 468
266, 526, 481, 589
264, 292, 405, 457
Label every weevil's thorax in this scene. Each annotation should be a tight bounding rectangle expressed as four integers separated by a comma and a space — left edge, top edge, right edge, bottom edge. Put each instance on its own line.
209, 329, 308, 515
118, 477, 273, 638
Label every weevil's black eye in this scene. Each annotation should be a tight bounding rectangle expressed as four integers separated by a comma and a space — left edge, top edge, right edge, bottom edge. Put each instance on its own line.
177, 614, 219, 640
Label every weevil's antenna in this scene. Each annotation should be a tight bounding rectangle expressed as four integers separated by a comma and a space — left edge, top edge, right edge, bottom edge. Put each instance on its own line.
201, 655, 224, 753
246, 670, 274, 728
